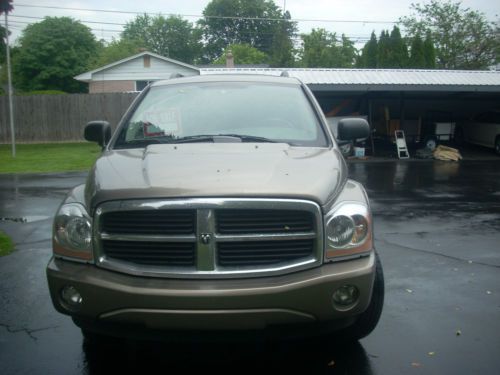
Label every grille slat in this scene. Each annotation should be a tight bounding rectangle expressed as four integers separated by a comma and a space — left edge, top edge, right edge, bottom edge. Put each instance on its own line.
101, 210, 195, 235
218, 239, 314, 267
102, 240, 195, 266
216, 209, 314, 234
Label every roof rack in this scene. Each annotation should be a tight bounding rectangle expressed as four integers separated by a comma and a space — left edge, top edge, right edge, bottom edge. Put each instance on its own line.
280, 71, 289, 77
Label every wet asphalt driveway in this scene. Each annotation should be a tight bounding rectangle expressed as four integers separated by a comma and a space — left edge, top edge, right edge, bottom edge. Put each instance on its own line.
0, 160, 499, 374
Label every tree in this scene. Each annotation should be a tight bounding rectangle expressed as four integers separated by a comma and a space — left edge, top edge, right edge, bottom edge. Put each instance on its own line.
300, 28, 334, 67
300, 29, 356, 68
409, 34, 425, 68
338, 34, 357, 67
0, 25, 6, 64
0, 0, 13, 13
212, 43, 268, 65
388, 26, 408, 68
399, 0, 498, 69
13, 17, 98, 93
377, 30, 390, 68
359, 26, 411, 69
122, 14, 202, 64
357, 31, 378, 68
423, 32, 436, 68
199, 0, 297, 61
267, 11, 296, 67
90, 38, 142, 68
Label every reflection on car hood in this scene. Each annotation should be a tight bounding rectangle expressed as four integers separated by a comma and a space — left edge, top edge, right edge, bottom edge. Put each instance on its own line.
85, 143, 346, 211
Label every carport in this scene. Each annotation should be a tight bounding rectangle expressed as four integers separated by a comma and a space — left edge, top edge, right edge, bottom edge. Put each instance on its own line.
200, 68, 500, 155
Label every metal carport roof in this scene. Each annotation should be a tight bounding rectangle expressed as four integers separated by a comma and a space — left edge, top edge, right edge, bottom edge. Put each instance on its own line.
200, 68, 500, 93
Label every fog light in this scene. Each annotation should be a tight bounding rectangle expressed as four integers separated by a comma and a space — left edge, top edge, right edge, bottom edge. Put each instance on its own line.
332, 285, 359, 307
60, 286, 83, 310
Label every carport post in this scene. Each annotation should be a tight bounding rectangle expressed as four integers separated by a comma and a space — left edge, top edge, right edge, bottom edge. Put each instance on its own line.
400, 92, 405, 129
368, 96, 375, 155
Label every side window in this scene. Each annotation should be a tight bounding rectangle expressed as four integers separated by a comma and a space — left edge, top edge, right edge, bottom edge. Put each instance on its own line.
136, 81, 152, 91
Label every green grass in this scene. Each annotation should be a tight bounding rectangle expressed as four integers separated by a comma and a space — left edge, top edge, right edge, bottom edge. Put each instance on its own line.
0, 231, 14, 256
0, 143, 101, 174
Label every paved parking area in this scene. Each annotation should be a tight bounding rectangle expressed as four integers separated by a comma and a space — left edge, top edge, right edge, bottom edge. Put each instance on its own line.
0, 160, 499, 374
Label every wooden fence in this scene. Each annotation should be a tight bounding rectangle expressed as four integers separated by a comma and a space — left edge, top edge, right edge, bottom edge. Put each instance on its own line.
0, 92, 139, 143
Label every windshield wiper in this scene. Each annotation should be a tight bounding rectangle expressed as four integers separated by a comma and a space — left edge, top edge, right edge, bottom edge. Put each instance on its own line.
172, 134, 277, 143
219, 134, 277, 143
115, 138, 164, 149
172, 135, 218, 143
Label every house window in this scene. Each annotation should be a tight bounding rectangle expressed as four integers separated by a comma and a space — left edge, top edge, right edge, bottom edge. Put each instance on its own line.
143, 55, 151, 68
136, 81, 152, 91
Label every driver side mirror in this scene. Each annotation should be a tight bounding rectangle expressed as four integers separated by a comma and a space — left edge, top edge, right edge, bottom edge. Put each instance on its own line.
84, 121, 111, 148
337, 118, 370, 141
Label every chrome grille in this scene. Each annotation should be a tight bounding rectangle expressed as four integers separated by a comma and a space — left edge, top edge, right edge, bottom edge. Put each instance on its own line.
218, 239, 315, 266
94, 199, 323, 279
216, 209, 314, 234
102, 240, 195, 266
101, 210, 195, 235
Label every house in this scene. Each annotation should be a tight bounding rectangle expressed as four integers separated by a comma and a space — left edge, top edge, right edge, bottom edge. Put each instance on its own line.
74, 52, 500, 152
74, 51, 200, 93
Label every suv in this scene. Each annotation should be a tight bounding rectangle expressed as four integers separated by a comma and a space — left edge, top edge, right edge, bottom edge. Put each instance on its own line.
455, 111, 500, 155
47, 74, 384, 342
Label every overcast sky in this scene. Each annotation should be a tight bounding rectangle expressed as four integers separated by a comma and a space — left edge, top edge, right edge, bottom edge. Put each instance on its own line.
6, 0, 500, 45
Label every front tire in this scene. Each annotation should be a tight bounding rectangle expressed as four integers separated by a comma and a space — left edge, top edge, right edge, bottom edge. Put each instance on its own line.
338, 253, 385, 341
424, 136, 438, 151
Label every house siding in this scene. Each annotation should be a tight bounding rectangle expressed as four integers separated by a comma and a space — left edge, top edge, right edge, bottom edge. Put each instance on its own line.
89, 80, 136, 93
91, 56, 199, 82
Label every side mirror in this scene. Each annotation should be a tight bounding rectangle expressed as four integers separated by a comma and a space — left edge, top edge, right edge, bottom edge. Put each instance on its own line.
84, 121, 111, 148
337, 118, 370, 141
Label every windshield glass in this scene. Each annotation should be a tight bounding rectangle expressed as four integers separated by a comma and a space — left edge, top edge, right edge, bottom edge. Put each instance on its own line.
114, 81, 328, 148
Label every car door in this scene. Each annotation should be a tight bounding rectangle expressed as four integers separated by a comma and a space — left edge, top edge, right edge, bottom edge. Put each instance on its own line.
465, 114, 483, 144
477, 112, 499, 148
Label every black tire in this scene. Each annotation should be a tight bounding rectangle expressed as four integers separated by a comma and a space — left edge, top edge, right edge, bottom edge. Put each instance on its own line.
338, 253, 385, 342
424, 136, 438, 151
81, 329, 104, 344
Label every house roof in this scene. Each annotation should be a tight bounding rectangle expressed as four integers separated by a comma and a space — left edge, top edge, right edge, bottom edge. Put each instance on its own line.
75, 51, 199, 82
200, 68, 500, 92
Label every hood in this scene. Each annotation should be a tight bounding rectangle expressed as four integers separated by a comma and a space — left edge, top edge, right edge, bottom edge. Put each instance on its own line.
85, 143, 346, 212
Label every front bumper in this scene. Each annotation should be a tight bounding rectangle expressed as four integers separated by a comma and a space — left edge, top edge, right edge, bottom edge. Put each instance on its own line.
47, 252, 375, 337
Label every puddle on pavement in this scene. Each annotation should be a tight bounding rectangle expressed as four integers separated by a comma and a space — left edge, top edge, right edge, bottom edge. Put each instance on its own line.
0, 215, 50, 223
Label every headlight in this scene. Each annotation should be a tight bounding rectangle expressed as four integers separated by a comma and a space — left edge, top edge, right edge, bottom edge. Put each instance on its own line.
53, 203, 93, 261
325, 203, 372, 259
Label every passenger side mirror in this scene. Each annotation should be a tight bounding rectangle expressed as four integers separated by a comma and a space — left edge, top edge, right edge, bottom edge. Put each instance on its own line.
84, 121, 111, 148
337, 118, 370, 141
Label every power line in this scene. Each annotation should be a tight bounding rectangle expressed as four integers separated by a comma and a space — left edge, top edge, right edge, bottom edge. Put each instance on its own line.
14, 3, 397, 25
8, 20, 122, 34
11, 14, 126, 26
8, 15, 371, 41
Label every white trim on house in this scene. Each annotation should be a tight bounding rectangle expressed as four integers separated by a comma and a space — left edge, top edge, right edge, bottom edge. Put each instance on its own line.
75, 51, 200, 82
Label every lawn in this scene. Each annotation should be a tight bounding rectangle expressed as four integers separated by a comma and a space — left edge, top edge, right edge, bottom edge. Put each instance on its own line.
0, 230, 14, 256
0, 143, 101, 174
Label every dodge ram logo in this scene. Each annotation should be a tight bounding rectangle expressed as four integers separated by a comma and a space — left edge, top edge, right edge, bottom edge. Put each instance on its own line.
200, 233, 212, 244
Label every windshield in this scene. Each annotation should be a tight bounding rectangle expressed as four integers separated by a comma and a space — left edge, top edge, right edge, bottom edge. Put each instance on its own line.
114, 81, 328, 148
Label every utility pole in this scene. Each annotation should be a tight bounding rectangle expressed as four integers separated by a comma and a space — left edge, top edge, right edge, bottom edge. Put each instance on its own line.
1, 0, 15, 157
